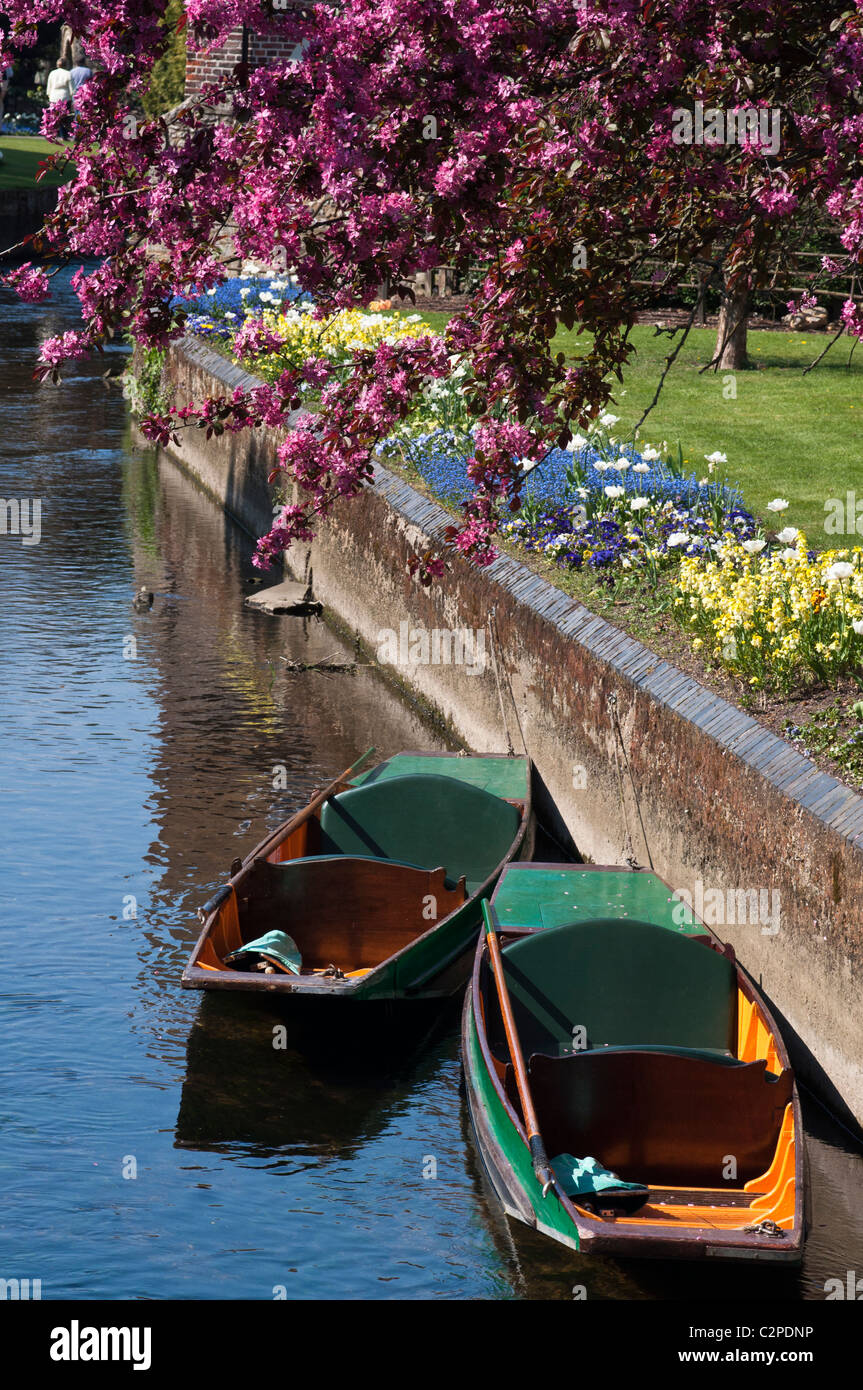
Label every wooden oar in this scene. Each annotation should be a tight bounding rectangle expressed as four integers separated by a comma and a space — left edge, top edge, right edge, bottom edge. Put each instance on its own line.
197, 747, 376, 921
312, 745, 377, 806
243, 745, 378, 862
481, 899, 556, 1198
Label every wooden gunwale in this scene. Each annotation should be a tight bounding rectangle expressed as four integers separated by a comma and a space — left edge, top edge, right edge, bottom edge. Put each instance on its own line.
467, 930, 584, 1231
461, 986, 558, 1230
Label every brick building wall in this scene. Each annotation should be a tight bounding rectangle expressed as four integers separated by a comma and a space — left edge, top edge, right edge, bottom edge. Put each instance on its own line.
185, 26, 300, 97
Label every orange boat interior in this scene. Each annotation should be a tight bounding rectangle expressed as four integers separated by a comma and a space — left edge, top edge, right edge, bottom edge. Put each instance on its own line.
479, 920, 799, 1237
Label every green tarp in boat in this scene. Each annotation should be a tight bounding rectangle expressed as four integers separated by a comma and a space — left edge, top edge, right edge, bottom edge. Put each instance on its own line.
225, 931, 302, 975
550, 1153, 649, 1214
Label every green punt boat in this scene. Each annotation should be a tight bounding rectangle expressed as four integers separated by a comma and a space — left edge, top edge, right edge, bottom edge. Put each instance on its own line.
182, 750, 533, 1001
462, 864, 806, 1263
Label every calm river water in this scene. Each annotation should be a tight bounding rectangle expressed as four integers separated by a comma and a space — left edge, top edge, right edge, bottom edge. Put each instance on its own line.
1, 266, 862, 1300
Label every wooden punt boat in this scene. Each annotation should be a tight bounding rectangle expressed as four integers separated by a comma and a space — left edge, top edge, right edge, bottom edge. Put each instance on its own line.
182, 750, 533, 1002
462, 863, 806, 1263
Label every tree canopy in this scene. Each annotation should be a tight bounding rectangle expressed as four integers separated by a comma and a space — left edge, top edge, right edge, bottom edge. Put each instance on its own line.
3, 1, 863, 573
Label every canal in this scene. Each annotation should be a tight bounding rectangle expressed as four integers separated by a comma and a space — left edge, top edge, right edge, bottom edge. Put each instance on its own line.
1, 266, 862, 1301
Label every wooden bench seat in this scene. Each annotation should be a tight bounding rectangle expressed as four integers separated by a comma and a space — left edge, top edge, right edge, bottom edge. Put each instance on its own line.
236, 855, 466, 972
528, 1048, 793, 1187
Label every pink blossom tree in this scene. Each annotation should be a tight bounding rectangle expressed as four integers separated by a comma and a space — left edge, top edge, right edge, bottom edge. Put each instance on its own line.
4, 1, 863, 574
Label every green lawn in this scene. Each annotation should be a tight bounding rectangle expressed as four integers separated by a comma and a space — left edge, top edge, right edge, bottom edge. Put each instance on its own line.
401, 309, 863, 546
554, 323, 863, 546
0, 135, 73, 191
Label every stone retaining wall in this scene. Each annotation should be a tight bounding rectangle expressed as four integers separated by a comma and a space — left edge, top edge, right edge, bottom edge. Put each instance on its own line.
0, 187, 58, 243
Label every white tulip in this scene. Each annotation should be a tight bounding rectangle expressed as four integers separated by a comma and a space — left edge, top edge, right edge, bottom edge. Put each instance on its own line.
825, 561, 854, 581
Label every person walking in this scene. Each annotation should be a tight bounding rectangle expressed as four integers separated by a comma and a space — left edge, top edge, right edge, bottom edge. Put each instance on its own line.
69, 46, 92, 105
45, 59, 74, 137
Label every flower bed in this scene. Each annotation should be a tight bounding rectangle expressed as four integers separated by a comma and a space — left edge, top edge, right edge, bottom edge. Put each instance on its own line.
172, 276, 312, 339
673, 533, 863, 692
176, 277, 433, 389
179, 293, 863, 707
382, 412, 756, 582
784, 700, 863, 781
233, 305, 432, 381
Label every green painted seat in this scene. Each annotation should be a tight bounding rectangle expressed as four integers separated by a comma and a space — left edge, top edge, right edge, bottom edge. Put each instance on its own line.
492, 917, 737, 1060
574, 1043, 740, 1065
319, 773, 521, 894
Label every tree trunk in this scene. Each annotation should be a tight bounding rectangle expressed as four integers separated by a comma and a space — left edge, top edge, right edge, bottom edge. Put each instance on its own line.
715, 279, 750, 370
695, 269, 708, 326
60, 25, 75, 66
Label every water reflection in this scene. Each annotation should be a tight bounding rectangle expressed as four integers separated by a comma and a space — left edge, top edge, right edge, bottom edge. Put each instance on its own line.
176, 994, 460, 1159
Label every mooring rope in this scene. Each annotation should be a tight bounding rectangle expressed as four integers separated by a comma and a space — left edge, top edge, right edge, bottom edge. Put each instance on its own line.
487, 610, 516, 757
488, 606, 529, 758
494, 608, 529, 757
607, 692, 654, 872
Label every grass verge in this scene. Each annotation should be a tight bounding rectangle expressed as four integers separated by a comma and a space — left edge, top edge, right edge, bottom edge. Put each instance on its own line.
0, 135, 73, 191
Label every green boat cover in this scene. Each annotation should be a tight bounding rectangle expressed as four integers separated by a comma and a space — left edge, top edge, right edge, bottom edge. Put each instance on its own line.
493, 866, 703, 935
319, 773, 521, 894
225, 931, 302, 975
353, 754, 528, 801
550, 1153, 650, 1213
497, 917, 737, 1058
